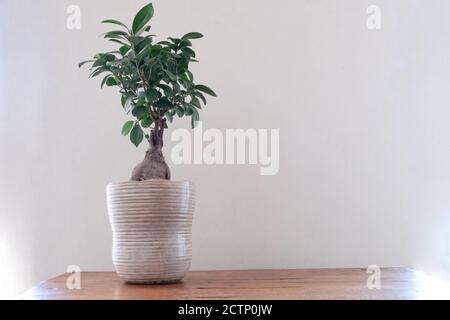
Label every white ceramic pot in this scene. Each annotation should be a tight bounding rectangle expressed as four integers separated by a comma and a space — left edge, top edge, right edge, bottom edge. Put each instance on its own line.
106, 180, 195, 284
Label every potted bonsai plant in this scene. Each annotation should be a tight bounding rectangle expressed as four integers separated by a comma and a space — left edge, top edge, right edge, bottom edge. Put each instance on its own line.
80, 3, 215, 284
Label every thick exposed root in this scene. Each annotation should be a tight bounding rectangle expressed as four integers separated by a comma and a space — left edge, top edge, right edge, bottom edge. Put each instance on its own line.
130, 149, 171, 181
130, 118, 171, 181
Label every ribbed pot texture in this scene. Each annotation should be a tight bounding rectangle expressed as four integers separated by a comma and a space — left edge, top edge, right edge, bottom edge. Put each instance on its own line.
106, 180, 195, 284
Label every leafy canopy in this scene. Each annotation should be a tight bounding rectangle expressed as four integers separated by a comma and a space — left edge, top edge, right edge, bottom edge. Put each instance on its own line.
79, 3, 216, 147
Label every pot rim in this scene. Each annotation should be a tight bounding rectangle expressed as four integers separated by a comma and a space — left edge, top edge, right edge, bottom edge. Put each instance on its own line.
107, 179, 194, 188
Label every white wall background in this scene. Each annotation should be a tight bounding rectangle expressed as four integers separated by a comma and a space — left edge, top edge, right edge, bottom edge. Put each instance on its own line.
1, 0, 450, 297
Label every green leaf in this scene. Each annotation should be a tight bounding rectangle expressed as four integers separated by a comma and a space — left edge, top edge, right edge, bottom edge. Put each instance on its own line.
180, 76, 193, 91
92, 53, 115, 67
158, 84, 173, 97
179, 39, 192, 47
119, 45, 130, 56
176, 106, 185, 118
104, 53, 116, 61
165, 69, 177, 81
149, 44, 163, 57
191, 107, 200, 129
141, 116, 153, 128
101, 19, 129, 31
101, 75, 110, 88
132, 105, 148, 119
191, 107, 199, 119
185, 70, 194, 82
121, 121, 135, 136
104, 30, 128, 38
137, 89, 146, 100
134, 38, 152, 54
78, 60, 94, 68
168, 37, 181, 45
194, 91, 207, 105
153, 98, 173, 110
108, 38, 128, 47
124, 96, 134, 113
172, 82, 181, 94
194, 84, 216, 97
106, 77, 118, 86
190, 96, 201, 109
90, 67, 108, 78
181, 32, 203, 40
130, 125, 144, 147
181, 47, 195, 57
92, 60, 104, 68
166, 112, 173, 123
121, 95, 128, 107
184, 104, 193, 116
132, 3, 154, 34
145, 88, 159, 103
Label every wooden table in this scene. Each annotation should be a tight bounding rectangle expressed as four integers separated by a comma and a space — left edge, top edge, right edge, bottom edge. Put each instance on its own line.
21, 268, 446, 300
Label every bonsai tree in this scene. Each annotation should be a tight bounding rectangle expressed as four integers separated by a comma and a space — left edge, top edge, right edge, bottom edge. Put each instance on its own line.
80, 3, 216, 181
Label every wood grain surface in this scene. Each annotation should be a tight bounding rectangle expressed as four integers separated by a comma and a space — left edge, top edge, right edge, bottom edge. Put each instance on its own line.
21, 268, 443, 300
